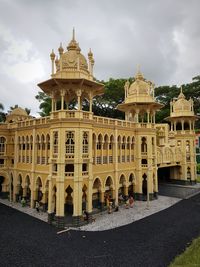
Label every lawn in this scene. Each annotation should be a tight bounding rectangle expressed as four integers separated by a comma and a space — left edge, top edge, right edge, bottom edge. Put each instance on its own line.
197, 174, 200, 183
169, 236, 200, 267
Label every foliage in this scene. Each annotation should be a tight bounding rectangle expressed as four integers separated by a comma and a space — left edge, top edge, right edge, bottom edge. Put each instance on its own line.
197, 163, 200, 174
0, 103, 6, 122
169, 236, 200, 267
35, 75, 200, 126
35, 92, 51, 117
92, 78, 132, 119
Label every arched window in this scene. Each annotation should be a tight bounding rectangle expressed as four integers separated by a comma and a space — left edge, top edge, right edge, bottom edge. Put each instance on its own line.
82, 132, 88, 154
53, 131, 58, 154
0, 137, 6, 155
141, 137, 147, 153
66, 131, 75, 154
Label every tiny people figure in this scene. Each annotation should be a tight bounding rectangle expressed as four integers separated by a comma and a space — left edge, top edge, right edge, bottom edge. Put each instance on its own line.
129, 196, 134, 208
125, 199, 129, 209
21, 198, 26, 207
108, 202, 112, 214
35, 201, 40, 212
83, 210, 89, 222
114, 205, 119, 212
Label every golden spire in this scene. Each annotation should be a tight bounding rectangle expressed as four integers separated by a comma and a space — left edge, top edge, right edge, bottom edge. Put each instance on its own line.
67, 28, 78, 51
88, 48, 93, 59
178, 86, 185, 99
50, 49, 55, 60
72, 27, 75, 41
58, 42, 64, 55
135, 64, 143, 80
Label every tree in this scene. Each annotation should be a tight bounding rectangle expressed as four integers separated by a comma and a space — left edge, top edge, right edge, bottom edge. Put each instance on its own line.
35, 75, 200, 127
35, 92, 51, 117
0, 103, 6, 122
91, 78, 130, 119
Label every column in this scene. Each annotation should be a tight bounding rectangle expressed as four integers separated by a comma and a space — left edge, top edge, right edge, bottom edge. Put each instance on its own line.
60, 90, 65, 110
76, 89, 82, 111
47, 178, 54, 224
181, 120, 184, 132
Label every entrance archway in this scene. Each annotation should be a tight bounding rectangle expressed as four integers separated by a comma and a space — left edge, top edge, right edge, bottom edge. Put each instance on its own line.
92, 178, 101, 209
82, 184, 87, 211
65, 185, 73, 214
105, 176, 113, 200
128, 173, 135, 197
17, 174, 23, 202
119, 174, 126, 196
142, 173, 147, 196
35, 177, 43, 202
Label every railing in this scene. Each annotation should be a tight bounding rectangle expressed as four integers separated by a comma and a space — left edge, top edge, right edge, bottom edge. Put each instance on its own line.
65, 154, 74, 159
0, 164, 5, 168
141, 164, 148, 168
82, 171, 89, 176
65, 172, 74, 177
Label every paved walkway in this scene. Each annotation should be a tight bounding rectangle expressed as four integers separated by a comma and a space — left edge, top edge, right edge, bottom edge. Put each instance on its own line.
0, 195, 180, 231
1, 194, 200, 266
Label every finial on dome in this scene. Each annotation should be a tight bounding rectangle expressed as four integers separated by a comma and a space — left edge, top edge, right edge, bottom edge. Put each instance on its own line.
88, 48, 93, 59
72, 27, 75, 41
178, 86, 185, 99
58, 42, 64, 55
67, 28, 78, 51
135, 65, 143, 80
136, 64, 140, 73
50, 49, 55, 60
55, 56, 59, 65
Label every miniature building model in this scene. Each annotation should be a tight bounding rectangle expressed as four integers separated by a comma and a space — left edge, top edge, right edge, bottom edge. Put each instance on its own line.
0, 31, 197, 228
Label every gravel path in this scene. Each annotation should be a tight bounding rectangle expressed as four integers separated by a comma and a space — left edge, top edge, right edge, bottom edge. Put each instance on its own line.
1, 194, 200, 266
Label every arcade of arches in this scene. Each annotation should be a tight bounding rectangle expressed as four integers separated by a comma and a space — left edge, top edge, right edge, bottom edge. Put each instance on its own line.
0, 32, 197, 228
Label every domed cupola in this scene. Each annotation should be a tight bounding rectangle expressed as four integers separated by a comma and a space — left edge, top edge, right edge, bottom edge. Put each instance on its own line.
166, 87, 198, 132
50, 29, 93, 80
117, 68, 163, 122
6, 107, 31, 123
171, 87, 194, 117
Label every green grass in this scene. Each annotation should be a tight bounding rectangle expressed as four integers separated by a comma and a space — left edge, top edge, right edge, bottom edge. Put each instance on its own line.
169, 236, 200, 267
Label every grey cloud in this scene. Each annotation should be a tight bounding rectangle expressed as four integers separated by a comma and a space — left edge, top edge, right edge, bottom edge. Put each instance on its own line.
0, 0, 200, 115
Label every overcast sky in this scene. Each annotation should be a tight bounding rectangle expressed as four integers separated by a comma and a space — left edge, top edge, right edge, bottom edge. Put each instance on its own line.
0, 0, 200, 116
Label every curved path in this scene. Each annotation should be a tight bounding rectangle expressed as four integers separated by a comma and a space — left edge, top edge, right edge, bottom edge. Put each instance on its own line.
1, 194, 200, 267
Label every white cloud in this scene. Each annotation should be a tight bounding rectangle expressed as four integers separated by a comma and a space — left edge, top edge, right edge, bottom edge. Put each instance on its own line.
0, 24, 45, 83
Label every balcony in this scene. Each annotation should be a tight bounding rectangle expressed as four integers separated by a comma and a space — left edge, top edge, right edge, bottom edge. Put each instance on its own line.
65, 172, 74, 177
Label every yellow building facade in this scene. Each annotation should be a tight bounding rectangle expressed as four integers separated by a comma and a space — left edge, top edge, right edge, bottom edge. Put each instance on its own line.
0, 32, 197, 228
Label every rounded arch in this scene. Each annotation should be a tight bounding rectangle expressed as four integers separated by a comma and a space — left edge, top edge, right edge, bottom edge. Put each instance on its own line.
65, 185, 73, 214
93, 177, 102, 190
119, 174, 126, 185
0, 171, 9, 195
129, 173, 136, 184
142, 173, 147, 196
35, 176, 43, 202
92, 177, 102, 210
104, 175, 114, 188
35, 176, 42, 189
128, 173, 136, 197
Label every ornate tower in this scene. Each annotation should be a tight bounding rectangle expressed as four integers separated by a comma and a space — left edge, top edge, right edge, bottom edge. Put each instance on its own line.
117, 70, 163, 200
166, 87, 198, 183
38, 30, 104, 227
